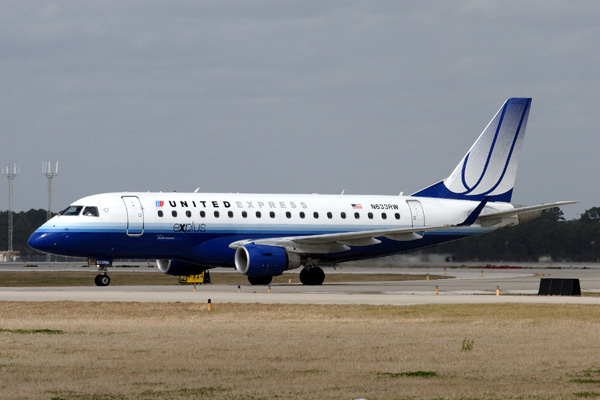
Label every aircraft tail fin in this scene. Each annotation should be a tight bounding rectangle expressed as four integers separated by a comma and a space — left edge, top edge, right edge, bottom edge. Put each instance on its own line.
412, 98, 532, 202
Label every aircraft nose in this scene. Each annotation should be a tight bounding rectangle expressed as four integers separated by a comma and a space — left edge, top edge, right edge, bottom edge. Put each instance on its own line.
28, 231, 57, 253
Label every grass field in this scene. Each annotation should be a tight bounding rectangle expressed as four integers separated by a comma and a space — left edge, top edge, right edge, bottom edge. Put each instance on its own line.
1, 301, 600, 399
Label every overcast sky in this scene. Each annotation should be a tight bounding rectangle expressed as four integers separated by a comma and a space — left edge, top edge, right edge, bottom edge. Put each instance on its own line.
1, 1, 598, 220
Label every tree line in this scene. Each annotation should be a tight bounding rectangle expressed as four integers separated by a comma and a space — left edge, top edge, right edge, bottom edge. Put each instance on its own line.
1, 207, 600, 262
428, 207, 600, 262
0, 209, 49, 256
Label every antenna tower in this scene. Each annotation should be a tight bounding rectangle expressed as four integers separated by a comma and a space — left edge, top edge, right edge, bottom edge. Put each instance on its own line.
43, 162, 59, 221
2, 163, 20, 252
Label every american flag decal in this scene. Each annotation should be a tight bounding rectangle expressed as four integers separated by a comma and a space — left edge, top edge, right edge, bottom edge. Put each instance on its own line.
156, 201, 164, 207
351, 203, 362, 209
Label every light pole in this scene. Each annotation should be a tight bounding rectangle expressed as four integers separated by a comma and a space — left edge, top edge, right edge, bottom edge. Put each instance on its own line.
2, 163, 20, 253
43, 162, 59, 221
42, 162, 59, 261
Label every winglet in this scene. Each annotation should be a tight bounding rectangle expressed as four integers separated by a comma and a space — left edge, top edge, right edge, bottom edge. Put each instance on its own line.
458, 197, 489, 227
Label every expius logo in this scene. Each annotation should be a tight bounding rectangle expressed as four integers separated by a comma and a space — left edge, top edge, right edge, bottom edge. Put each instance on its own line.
173, 222, 207, 233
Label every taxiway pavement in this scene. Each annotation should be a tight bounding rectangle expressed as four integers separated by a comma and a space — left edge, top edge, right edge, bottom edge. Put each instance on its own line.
1, 264, 600, 305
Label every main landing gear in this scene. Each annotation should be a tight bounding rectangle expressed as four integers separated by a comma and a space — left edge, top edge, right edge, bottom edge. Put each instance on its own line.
299, 267, 325, 285
94, 264, 111, 286
247, 276, 273, 285
245, 267, 325, 286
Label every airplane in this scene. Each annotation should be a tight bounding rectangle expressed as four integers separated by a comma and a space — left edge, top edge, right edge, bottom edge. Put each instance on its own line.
28, 98, 574, 286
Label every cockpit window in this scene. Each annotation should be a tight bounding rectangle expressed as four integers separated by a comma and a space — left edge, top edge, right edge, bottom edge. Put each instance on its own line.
83, 206, 100, 217
59, 206, 83, 216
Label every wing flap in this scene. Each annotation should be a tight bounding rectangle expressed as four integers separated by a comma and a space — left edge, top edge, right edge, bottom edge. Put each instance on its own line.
337, 237, 382, 246
384, 232, 423, 241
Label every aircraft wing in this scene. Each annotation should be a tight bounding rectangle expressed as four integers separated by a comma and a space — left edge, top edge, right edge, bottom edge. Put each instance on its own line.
228, 200, 576, 255
228, 224, 454, 254
229, 197, 490, 254
478, 201, 577, 221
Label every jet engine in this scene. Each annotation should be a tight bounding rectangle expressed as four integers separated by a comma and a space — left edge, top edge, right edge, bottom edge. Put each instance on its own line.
156, 259, 208, 276
235, 244, 301, 277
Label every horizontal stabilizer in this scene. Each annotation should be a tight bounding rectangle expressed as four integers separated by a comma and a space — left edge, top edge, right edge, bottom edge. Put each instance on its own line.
478, 201, 577, 221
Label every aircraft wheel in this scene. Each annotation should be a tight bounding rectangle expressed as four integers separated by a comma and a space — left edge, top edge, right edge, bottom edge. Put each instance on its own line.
95, 274, 110, 286
299, 268, 310, 284
299, 267, 325, 285
248, 276, 272, 285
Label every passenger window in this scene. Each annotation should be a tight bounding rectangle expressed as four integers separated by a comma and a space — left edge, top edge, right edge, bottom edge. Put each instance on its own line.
172, 211, 177, 218
327, 212, 333, 219
381, 213, 387, 220
200, 211, 206, 218
256, 211, 262, 218
83, 206, 99, 217
395, 213, 400, 220
228, 211, 234, 218
299, 212, 305, 219
313, 212, 319, 219
242, 211, 248, 218
286, 211, 291, 219
368, 212, 373, 219
354, 212, 360, 219
186, 210, 192, 218
59, 206, 83, 216
270, 211, 275, 218
214, 211, 220, 218
340, 212, 346, 219
158, 210, 164, 217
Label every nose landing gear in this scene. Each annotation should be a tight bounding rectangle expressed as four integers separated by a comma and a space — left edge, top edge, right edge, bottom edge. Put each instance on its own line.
94, 263, 111, 286
94, 273, 111, 286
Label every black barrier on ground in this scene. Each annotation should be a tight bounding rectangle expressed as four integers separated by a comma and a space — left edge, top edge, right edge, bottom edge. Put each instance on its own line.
538, 278, 581, 296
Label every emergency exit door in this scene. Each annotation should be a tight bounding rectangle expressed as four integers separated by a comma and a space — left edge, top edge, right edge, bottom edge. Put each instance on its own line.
406, 200, 425, 227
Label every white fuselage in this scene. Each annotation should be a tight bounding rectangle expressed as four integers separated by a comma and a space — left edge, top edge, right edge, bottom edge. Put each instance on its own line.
28, 191, 516, 270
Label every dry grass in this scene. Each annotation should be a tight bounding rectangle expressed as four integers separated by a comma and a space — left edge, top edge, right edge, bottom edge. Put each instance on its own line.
0, 270, 178, 286
0, 271, 443, 287
1, 302, 600, 399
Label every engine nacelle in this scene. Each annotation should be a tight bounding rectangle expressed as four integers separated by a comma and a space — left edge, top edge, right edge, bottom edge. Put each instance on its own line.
235, 244, 301, 277
156, 259, 208, 276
